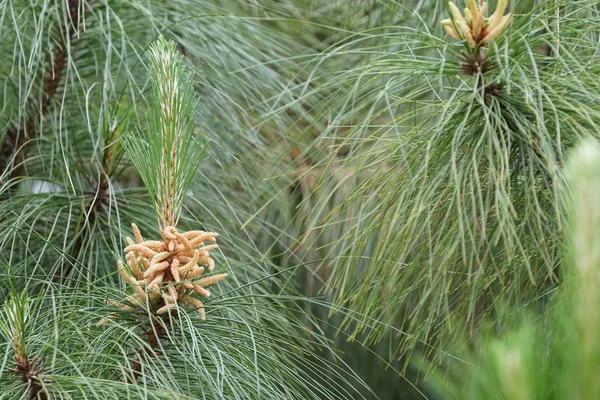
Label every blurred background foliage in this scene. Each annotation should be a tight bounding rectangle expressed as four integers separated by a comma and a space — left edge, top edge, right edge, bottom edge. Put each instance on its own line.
1, 0, 600, 398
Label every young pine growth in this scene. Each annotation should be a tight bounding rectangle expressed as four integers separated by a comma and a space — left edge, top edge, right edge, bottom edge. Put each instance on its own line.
126, 37, 205, 229
0, 293, 47, 399
441, 0, 513, 77
114, 37, 227, 321
442, 0, 513, 49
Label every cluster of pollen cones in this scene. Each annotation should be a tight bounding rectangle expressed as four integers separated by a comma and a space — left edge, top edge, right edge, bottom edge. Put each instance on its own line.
114, 223, 228, 320
442, 0, 512, 49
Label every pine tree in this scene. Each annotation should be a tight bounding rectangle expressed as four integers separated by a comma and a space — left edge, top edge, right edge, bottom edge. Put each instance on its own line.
0, 1, 368, 398
3, 0, 600, 398
285, 0, 600, 368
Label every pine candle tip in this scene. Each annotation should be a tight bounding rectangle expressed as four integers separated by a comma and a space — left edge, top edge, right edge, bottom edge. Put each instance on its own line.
441, 0, 512, 48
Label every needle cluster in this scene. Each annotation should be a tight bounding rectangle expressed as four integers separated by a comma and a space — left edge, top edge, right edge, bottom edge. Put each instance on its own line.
124, 37, 205, 229
1, 294, 47, 399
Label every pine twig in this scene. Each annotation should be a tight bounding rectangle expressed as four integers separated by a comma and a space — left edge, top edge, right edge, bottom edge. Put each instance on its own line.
8, 355, 47, 400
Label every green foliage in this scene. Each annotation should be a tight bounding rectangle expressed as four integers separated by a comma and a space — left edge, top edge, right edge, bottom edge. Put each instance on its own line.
124, 37, 204, 228
0, 291, 35, 361
281, 0, 600, 364
0, 286, 371, 399
0, 0, 372, 398
427, 140, 600, 399
3, 0, 600, 398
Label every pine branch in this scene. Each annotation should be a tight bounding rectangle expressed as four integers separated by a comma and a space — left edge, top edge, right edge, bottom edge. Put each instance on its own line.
8, 355, 47, 400
51, 174, 110, 284
124, 37, 205, 229
0, 0, 88, 180
1, 294, 48, 399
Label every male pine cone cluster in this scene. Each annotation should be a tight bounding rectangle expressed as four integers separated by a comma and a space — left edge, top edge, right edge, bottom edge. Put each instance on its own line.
115, 223, 227, 320
442, 0, 512, 48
